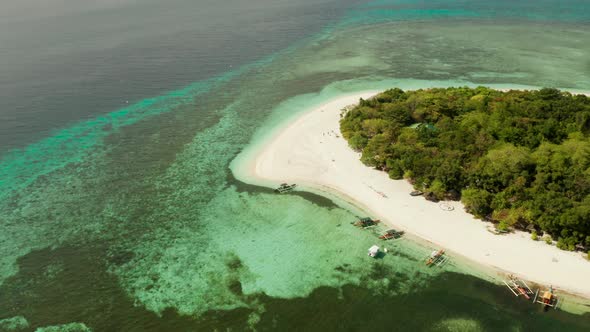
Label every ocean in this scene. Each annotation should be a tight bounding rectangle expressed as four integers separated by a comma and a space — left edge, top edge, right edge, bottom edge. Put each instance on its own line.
1, 0, 590, 331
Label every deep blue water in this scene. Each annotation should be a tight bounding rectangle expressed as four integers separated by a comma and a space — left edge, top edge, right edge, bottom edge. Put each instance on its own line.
0, 0, 363, 152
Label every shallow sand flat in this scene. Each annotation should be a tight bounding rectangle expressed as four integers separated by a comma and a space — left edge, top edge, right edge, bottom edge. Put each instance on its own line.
237, 91, 590, 298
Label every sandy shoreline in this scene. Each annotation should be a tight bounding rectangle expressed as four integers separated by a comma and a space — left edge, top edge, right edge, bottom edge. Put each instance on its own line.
234, 91, 590, 299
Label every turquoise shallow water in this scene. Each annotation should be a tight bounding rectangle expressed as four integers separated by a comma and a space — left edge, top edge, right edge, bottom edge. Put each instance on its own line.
2, 1, 590, 331
341, 0, 590, 25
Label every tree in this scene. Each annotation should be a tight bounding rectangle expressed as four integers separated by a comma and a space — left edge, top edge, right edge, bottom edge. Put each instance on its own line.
474, 144, 533, 190
340, 87, 590, 250
461, 189, 493, 218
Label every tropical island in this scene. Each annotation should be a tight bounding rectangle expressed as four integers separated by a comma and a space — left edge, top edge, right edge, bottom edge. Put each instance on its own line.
340, 87, 590, 254
235, 87, 590, 299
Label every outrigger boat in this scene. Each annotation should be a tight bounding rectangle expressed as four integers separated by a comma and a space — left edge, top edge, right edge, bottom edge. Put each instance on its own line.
533, 286, 559, 310
368, 245, 380, 258
425, 249, 447, 267
503, 275, 534, 299
353, 217, 381, 228
275, 183, 296, 193
379, 229, 404, 240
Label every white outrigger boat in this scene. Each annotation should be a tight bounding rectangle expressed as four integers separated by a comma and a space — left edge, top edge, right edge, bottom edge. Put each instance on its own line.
425, 249, 448, 267
368, 245, 380, 258
275, 183, 296, 193
503, 275, 534, 299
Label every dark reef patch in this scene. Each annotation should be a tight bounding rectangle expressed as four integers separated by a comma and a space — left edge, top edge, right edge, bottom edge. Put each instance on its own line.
1, 245, 590, 332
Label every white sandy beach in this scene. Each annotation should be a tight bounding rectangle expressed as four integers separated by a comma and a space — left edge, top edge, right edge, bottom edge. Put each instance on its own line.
237, 91, 590, 298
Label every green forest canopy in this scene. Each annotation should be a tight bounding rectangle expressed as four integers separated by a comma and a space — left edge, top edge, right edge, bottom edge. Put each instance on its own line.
340, 87, 590, 251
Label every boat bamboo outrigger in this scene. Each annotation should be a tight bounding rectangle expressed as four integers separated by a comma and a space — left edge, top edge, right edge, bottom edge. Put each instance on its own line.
503, 275, 534, 299
379, 229, 404, 240
353, 217, 381, 228
275, 183, 296, 193
532, 286, 559, 310
425, 249, 447, 267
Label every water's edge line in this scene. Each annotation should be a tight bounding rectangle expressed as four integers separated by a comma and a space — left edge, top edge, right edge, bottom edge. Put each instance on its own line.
231, 83, 590, 313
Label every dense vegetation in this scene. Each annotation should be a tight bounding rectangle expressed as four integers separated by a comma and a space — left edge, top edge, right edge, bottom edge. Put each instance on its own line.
340, 87, 590, 251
